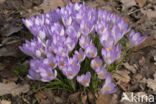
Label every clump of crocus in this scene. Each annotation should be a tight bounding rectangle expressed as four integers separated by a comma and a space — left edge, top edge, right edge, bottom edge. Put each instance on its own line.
20, 2, 146, 95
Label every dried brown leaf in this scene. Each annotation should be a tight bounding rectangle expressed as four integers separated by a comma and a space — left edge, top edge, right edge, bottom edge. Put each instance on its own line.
69, 92, 81, 103
123, 63, 136, 73
1, 100, 11, 104
113, 70, 130, 83
136, 0, 147, 7
0, 82, 30, 96
38, 0, 65, 13
121, 0, 136, 9
147, 73, 156, 91
96, 94, 113, 104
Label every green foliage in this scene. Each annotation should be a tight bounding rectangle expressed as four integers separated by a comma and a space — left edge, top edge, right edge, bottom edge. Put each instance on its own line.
14, 63, 29, 76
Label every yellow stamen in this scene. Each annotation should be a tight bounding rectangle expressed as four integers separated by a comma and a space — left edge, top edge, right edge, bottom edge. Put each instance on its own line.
78, 55, 82, 59
90, 51, 94, 57
49, 62, 54, 68
108, 47, 112, 51
101, 28, 104, 32
68, 72, 73, 76
47, 73, 54, 77
83, 41, 86, 45
99, 72, 104, 78
103, 86, 110, 91
83, 26, 87, 30
83, 79, 87, 85
94, 61, 99, 67
72, 62, 76, 66
60, 62, 64, 66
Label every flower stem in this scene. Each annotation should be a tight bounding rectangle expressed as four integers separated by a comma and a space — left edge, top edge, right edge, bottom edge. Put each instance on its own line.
70, 79, 76, 92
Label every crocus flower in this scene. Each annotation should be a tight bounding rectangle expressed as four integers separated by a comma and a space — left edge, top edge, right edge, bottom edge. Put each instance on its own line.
50, 23, 65, 36
68, 57, 80, 70
27, 59, 42, 80
80, 19, 94, 35
96, 66, 108, 79
73, 48, 86, 63
43, 53, 57, 69
85, 44, 97, 58
111, 24, 123, 43
62, 65, 80, 79
117, 19, 130, 36
129, 30, 146, 47
79, 35, 91, 49
102, 44, 121, 64
91, 56, 103, 72
39, 64, 57, 82
100, 30, 114, 47
77, 72, 91, 87
95, 21, 110, 36
100, 74, 117, 94
56, 55, 68, 70
65, 36, 77, 52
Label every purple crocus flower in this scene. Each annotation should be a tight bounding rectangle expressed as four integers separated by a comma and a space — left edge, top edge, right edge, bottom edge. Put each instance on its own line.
96, 66, 108, 79
68, 57, 80, 70
117, 19, 130, 36
77, 72, 91, 87
100, 74, 117, 94
111, 24, 123, 43
27, 59, 42, 80
100, 30, 114, 47
43, 53, 57, 69
28, 69, 41, 80
91, 56, 103, 72
80, 19, 94, 35
79, 35, 91, 49
56, 55, 68, 70
129, 30, 146, 47
38, 64, 57, 82
66, 23, 81, 38
62, 65, 80, 79
95, 21, 110, 36
65, 36, 77, 52
50, 23, 65, 36
85, 44, 97, 58
102, 44, 121, 64
73, 48, 86, 63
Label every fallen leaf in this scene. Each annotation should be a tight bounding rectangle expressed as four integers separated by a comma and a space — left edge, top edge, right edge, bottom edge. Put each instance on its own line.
0, 22, 22, 37
141, 9, 156, 20
113, 70, 130, 83
132, 36, 156, 51
81, 95, 87, 104
69, 92, 81, 103
96, 94, 113, 104
96, 0, 105, 4
1, 100, 11, 104
35, 89, 56, 104
123, 63, 136, 73
38, 0, 65, 13
136, 0, 147, 7
87, 91, 94, 104
146, 73, 156, 91
121, 0, 136, 9
0, 82, 30, 96
71, 0, 81, 3
0, 0, 5, 4
35, 91, 47, 103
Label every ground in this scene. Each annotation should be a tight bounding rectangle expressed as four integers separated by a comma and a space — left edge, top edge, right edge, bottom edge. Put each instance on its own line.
0, 0, 156, 104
